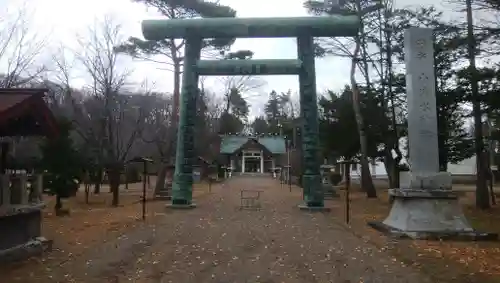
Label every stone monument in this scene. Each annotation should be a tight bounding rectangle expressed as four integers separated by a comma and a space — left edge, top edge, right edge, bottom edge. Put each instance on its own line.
320, 164, 338, 199
155, 164, 174, 200
369, 28, 495, 240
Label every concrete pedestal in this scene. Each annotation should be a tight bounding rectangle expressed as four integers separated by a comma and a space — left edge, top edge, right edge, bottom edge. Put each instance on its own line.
369, 189, 497, 240
400, 171, 453, 190
323, 184, 339, 199
0, 204, 53, 262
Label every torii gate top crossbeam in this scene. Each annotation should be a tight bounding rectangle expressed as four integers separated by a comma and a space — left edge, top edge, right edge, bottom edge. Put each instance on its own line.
142, 16, 359, 40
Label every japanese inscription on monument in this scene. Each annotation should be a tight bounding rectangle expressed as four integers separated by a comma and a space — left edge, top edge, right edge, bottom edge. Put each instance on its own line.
405, 28, 439, 173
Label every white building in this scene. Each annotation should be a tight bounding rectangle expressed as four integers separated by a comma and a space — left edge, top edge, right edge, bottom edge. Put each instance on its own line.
346, 136, 478, 179
348, 156, 477, 179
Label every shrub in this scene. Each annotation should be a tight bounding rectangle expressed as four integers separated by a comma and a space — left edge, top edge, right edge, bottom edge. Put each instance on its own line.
329, 172, 342, 185
44, 173, 79, 198
217, 166, 226, 178
39, 118, 82, 213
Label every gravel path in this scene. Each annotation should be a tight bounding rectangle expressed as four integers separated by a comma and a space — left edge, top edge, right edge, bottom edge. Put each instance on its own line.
45, 176, 432, 283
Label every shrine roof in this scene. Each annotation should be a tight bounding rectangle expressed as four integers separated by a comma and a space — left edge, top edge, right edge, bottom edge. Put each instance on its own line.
0, 88, 58, 137
220, 135, 286, 154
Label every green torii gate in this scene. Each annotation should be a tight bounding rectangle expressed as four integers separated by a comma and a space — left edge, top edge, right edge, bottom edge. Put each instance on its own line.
141, 16, 359, 210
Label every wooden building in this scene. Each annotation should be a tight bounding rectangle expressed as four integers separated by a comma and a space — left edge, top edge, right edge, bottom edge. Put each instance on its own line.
219, 135, 286, 174
0, 88, 58, 262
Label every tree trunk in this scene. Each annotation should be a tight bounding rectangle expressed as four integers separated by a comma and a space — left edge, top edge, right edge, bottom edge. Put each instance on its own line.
350, 36, 377, 198
154, 163, 168, 196
168, 55, 182, 166
83, 172, 90, 204
390, 163, 400, 190
108, 175, 113, 193
384, 152, 399, 204
173, 58, 181, 124
359, 159, 376, 197
108, 167, 121, 207
93, 167, 103, 194
54, 194, 62, 212
85, 184, 90, 204
387, 79, 402, 190
465, 0, 489, 209
383, 152, 396, 189
385, 25, 402, 190
372, 17, 402, 191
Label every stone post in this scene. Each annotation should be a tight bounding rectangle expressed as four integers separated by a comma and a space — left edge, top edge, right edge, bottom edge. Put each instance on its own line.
19, 174, 28, 205
401, 28, 450, 190
372, 28, 479, 239
10, 174, 29, 205
260, 151, 264, 174
155, 165, 173, 200
33, 174, 43, 203
297, 33, 326, 210
1, 174, 9, 206
169, 34, 201, 208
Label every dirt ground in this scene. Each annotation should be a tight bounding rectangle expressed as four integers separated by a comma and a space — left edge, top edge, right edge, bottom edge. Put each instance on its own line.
0, 179, 211, 282
2, 176, 498, 282
2, 176, 431, 283
339, 188, 500, 283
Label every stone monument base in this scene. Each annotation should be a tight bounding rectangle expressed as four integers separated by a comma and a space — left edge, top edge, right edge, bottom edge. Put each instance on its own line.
0, 204, 53, 263
155, 194, 172, 200
0, 236, 53, 263
323, 184, 339, 199
368, 189, 497, 241
154, 186, 172, 200
298, 203, 331, 212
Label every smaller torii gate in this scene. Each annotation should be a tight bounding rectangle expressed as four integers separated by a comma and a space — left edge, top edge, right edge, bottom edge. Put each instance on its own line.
141, 16, 359, 210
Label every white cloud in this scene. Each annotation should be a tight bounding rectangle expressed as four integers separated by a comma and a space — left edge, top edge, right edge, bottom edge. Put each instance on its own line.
2, 0, 495, 118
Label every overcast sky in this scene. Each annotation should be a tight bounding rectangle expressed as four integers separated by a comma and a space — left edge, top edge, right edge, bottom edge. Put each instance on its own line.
0, 0, 488, 117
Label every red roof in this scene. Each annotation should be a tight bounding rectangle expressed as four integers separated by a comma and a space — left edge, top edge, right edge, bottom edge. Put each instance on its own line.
0, 94, 32, 112
0, 88, 59, 137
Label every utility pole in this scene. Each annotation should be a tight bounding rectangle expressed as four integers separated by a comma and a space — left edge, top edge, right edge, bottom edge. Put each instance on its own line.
466, 0, 490, 209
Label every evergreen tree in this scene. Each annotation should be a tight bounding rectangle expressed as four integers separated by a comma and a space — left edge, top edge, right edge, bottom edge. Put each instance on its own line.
39, 118, 82, 214
251, 116, 269, 134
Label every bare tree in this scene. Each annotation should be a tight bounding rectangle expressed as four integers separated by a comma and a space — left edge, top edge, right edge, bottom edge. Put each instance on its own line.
199, 87, 228, 160
49, 44, 108, 194
349, 0, 379, 197
205, 89, 225, 122
115, 1, 238, 194
43, 46, 80, 116
75, 16, 147, 206
140, 92, 175, 195
217, 75, 266, 112
0, 3, 47, 87
279, 90, 300, 119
